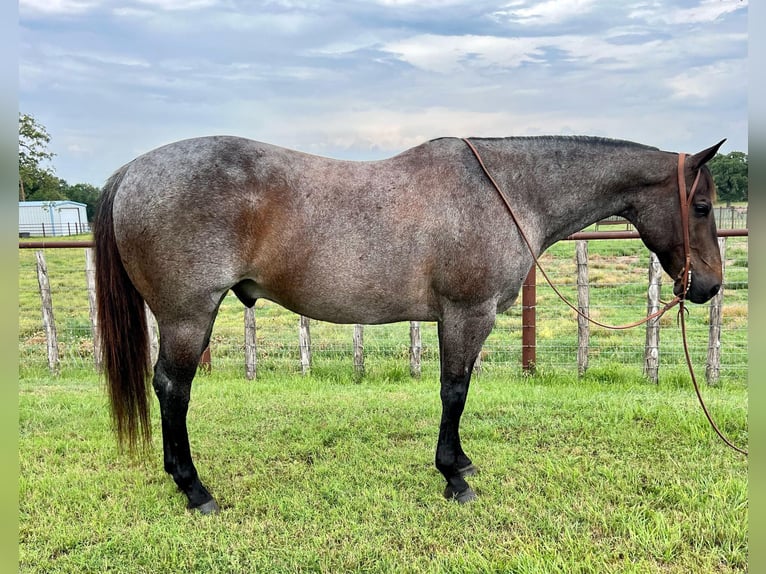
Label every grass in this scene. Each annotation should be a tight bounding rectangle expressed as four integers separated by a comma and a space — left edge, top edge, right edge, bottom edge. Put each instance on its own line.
18, 234, 749, 572
19, 367, 747, 574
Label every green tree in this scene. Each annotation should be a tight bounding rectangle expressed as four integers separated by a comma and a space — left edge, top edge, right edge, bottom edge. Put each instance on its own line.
19, 113, 56, 201
708, 151, 748, 206
64, 182, 101, 221
23, 172, 68, 202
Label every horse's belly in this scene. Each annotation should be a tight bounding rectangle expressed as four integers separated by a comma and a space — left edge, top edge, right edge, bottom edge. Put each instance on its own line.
266, 288, 436, 325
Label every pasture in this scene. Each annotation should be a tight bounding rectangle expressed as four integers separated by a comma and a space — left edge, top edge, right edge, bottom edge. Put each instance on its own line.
18, 236, 748, 573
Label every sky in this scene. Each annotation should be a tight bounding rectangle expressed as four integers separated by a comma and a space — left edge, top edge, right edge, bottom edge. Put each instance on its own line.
19, 0, 748, 187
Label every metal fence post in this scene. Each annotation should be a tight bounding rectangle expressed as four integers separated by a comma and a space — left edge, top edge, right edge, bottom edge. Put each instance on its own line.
522, 266, 536, 373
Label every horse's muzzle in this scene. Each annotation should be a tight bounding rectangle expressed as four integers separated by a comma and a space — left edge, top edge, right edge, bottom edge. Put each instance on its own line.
674, 275, 721, 304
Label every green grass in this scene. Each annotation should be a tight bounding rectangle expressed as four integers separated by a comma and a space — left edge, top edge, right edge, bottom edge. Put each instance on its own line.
18, 236, 748, 572
19, 367, 747, 573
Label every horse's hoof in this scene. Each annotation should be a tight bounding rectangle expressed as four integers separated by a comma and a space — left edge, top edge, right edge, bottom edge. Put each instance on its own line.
458, 464, 479, 478
191, 498, 221, 515
444, 485, 478, 504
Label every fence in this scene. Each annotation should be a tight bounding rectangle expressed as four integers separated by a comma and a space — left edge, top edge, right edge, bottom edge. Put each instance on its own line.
19, 231, 748, 384
714, 205, 748, 230
593, 206, 746, 232
18, 222, 91, 238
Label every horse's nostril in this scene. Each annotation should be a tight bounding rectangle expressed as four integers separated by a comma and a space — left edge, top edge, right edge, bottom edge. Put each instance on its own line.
709, 284, 721, 298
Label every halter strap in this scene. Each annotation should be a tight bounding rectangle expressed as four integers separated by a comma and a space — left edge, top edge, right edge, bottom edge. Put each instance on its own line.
676, 153, 703, 300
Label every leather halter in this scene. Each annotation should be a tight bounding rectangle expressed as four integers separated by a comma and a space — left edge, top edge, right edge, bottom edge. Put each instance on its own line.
676, 153, 703, 300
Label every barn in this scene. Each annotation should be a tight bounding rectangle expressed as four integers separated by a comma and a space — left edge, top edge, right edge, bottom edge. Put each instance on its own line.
19, 200, 91, 237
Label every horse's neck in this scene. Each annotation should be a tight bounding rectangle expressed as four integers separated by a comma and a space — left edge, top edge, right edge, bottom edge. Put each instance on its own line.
489, 142, 665, 251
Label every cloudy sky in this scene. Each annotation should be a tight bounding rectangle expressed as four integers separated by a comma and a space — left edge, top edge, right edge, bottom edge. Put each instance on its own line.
19, 0, 747, 187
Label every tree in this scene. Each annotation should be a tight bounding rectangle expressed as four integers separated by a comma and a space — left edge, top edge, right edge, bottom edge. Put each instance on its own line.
19, 113, 56, 201
64, 183, 101, 221
708, 151, 748, 206
23, 172, 68, 202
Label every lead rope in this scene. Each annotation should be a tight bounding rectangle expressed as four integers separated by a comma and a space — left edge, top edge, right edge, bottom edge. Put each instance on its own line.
462, 138, 747, 456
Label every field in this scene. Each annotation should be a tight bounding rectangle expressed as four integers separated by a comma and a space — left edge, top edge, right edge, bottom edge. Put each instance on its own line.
18, 234, 748, 573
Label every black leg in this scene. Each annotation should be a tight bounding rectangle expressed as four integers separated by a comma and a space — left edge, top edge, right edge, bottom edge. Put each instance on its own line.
435, 304, 495, 503
152, 319, 220, 514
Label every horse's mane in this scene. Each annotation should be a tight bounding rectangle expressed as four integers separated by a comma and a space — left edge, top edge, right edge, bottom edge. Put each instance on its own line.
430, 135, 659, 152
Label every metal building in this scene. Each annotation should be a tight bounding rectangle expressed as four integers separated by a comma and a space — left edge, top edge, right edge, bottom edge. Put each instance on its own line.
19, 200, 91, 237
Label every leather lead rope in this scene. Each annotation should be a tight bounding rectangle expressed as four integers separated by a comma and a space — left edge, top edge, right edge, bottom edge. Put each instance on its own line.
462, 137, 747, 456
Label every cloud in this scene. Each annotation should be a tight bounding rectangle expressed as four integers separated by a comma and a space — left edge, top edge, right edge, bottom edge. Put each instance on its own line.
18, 0, 748, 186
380, 32, 670, 74
492, 0, 599, 25
631, 0, 747, 25
666, 59, 747, 102
19, 0, 102, 15
133, 0, 219, 9
381, 34, 545, 73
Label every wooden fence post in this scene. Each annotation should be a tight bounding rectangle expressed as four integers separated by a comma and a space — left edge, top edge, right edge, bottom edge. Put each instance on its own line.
409, 321, 421, 378
299, 316, 312, 374
473, 350, 482, 376
245, 306, 257, 380
706, 237, 727, 385
576, 240, 589, 376
199, 346, 212, 373
643, 252, 662, 383
84, 248, 101, 370
145, 305, 159, 368
522, 266, 536, 373
35, 250, 59, 373
353, 324, 365, 377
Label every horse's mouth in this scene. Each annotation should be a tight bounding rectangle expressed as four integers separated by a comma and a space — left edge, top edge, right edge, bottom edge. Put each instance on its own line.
673, 271, 720, 304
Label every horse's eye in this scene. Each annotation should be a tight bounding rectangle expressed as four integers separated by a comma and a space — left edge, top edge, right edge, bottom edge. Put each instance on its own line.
693, 203, 711, 216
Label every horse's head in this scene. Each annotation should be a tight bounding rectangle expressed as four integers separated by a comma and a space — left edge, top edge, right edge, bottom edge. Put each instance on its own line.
633, 140, 725, 304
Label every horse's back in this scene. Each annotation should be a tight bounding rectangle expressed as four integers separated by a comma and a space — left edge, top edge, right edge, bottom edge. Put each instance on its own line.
108, 136, 498, 323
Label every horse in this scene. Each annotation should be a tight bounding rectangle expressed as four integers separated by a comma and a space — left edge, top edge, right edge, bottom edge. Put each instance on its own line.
94, 135, 724, 513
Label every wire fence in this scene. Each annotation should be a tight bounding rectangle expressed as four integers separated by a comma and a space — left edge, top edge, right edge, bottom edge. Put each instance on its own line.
18, 235, 748, 384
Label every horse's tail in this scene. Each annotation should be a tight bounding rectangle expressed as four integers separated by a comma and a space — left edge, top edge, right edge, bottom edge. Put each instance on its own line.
94, 164, 152, 452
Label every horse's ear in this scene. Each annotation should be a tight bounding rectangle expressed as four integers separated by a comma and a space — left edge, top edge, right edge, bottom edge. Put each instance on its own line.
688, 139, 726, 170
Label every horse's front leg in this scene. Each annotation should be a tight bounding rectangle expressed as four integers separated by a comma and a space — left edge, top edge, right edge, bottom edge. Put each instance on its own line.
435, 305, 495, 503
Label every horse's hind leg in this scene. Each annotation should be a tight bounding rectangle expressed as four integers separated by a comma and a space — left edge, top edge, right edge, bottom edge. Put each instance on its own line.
153, 312, 221, 514
435, 303, 495, 504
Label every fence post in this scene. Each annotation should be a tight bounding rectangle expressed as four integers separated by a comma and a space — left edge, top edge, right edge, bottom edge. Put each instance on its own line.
473, 347, 482, 376
35, 250, 59, 373
299, 316, 312, 374
145, 305, 159, 368
245, 306, 257, 380
409, 321, 421, 378
576, 240, 589, 376
199, 346, 212, 373
706, 237, 727, 385
353, 324, 365, 377
84, 248, 102, 370
522, 266, 536, 373
643, 252, 662, 383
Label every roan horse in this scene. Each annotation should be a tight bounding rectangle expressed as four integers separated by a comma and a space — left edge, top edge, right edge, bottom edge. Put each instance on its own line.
94, 135, 724, 513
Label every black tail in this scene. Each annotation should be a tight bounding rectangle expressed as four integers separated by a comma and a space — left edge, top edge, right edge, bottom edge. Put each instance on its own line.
94, 165, 152, 452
